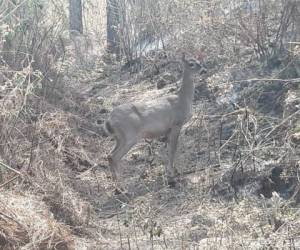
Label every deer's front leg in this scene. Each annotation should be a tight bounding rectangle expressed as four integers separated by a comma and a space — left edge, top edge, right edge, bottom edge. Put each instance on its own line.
166, 126, 181, 184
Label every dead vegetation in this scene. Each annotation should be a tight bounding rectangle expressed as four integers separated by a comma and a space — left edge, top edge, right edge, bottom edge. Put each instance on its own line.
0, 191, 73, 250
0, 0, 300, 249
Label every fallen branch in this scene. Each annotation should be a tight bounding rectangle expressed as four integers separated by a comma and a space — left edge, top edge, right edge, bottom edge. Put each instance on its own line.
265, 110, 300, 139
0, 161, 22, 175
231, 77, 300, 84
0, 175, 20, 189
98, 210, 126, 219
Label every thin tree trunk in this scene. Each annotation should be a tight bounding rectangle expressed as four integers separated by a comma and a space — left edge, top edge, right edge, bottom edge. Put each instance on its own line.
69, 0, 83, 34
107, 0, 120, 56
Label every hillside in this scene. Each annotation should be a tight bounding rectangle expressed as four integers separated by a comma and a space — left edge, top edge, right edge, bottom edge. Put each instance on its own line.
1, 0, 300, 249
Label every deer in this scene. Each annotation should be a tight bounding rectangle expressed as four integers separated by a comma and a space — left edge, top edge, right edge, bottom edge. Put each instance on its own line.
104, 53, 207, 188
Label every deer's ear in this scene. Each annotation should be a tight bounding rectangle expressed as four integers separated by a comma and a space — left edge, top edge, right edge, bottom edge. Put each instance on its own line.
181, 53, 186, 62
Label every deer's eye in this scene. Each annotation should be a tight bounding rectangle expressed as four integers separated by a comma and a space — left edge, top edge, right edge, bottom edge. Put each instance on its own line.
189, 62, 195, 67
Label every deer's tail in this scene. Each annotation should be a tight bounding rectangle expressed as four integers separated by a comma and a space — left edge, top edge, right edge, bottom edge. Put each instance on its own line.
103, 120, 114, 136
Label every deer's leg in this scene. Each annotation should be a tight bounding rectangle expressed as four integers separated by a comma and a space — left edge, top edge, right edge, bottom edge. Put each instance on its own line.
166, 126, 181, 179
108, 135, 124, 181
109, 134, 137, 182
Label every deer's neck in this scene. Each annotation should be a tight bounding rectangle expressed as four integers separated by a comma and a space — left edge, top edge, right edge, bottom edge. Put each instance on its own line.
178, 70, 194, 103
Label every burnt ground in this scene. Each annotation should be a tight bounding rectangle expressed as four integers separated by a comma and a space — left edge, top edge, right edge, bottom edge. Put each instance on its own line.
48, 57, 300, 249
1, 55, 300, 249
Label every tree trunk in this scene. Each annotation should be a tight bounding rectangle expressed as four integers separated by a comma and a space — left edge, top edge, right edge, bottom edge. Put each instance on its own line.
69, 0, 83, 34
107, 0, 120, 56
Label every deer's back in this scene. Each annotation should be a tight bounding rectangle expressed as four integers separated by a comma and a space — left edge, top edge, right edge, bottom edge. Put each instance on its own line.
109, 96, 178, 139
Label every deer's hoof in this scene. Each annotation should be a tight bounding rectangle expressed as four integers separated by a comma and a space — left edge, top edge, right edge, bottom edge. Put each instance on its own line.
114, 188, 123, 195
173, 169, 179, 177
167, 177, 177, 188
113, 186, 128, 195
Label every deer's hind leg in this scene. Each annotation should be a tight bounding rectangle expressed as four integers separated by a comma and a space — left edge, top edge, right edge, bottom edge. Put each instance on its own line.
107, 135, 123, 181
108, 128, 137, 182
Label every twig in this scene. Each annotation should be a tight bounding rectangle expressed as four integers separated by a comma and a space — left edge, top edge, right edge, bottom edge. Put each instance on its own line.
0, 161, 21, 175
264, 110, 300, 139
231, 78, 300, 84
98, 210, 126, 219
179, 165, 220, 176
0, 175, 19, 189
197, 108, 252, 120
0, 211, 23, 227
0, 0, 29, 21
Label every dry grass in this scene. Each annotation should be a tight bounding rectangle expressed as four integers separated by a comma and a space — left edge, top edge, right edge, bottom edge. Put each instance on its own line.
0, 191, 74, 250
0, 0, 300, 249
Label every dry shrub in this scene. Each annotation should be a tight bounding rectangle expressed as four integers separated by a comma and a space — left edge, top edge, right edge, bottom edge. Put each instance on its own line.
14, 110, 93, 230
0, 191, 74, 250
1, 1, 65, 71
113, 0, 299, 74
42, 188, 91, 230
0, 204, 29, 250
0, 0, 67, 183
38, 112, 73, 153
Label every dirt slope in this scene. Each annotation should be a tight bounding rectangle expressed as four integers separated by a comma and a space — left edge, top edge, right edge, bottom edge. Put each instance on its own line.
1, 55, 300, 249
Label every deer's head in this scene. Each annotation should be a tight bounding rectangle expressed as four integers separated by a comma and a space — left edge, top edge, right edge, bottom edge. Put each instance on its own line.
182, 53, 207, 75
